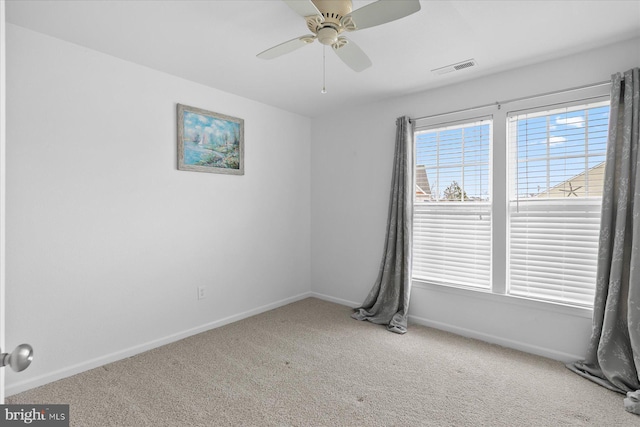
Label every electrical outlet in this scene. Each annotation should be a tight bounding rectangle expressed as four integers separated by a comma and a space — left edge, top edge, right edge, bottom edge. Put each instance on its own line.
197, 286, 206, 300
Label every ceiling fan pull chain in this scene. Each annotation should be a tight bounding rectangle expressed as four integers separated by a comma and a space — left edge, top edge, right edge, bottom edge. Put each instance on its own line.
321, 45, 327, 94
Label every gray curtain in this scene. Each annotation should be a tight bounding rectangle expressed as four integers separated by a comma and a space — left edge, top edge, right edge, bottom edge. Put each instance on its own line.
568, 68, 640, 415
352, 116, 413, 334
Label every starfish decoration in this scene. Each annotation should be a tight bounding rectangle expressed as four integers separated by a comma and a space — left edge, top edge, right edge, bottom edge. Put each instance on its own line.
560, 182, 582, 197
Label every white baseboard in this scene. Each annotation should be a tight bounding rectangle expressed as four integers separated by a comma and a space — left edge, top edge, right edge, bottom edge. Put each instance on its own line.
408, 314, 583, 363
310, 293, 581, 362
310, 292, 360, 308
6, 292, 313, 397
6, 291, 582, 396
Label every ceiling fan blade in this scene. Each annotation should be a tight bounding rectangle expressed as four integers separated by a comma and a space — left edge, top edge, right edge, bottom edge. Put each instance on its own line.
257, 35, 316, 60
343, 0, 421, 31
282, 0, 323, 18
332, 37, 372, 72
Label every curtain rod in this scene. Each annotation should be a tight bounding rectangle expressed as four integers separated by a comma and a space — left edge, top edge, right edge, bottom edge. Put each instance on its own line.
409, 79, 612, 123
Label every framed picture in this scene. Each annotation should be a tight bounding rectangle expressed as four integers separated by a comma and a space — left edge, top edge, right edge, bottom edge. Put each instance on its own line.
177, 104, 244, 175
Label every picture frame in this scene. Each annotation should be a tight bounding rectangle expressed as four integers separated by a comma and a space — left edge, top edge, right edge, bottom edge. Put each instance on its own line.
177, 103, 244, 175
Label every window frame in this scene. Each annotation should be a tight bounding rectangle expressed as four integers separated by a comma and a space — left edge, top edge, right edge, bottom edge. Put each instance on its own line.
413, 114, 493, 291
506, 97, 609, 307
411, 83, 611, 315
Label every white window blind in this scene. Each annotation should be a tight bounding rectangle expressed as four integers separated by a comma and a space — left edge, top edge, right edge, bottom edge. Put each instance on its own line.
414, 203, 491, 288
413, 119, 492, 289
507, 100, 609, 306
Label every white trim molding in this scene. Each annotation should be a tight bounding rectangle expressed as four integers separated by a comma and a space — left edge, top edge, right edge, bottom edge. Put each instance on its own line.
6, 292, 313, 396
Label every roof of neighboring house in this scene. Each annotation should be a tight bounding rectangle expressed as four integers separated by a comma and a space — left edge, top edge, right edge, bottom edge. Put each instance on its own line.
416, 165, 431, 198
534, 162, 606, 198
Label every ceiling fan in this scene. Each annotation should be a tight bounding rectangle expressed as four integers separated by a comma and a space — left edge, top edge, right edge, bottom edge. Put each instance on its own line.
257, 0, 421, 72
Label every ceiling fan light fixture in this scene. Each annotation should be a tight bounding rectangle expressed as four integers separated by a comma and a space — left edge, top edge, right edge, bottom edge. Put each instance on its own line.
317, 27, 339, 45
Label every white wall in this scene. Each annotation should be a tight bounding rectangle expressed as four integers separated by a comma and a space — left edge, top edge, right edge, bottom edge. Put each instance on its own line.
5, 24, 311, 395
310, 37, 640, 361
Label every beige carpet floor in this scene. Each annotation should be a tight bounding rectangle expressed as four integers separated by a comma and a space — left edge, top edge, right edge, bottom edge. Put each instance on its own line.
6, 297, 638, 426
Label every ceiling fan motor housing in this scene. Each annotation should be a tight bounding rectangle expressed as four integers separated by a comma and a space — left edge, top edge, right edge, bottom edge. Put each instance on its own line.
307, 0, 354, 40
311, 0, 353, 23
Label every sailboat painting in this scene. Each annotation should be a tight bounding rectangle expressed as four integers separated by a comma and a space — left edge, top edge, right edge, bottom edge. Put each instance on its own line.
177, 104, 244, 175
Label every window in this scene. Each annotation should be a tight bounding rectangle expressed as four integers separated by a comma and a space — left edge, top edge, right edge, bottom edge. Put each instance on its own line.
411, 88, 610, 309
507, 101, 609, 306
413, 118, 492, 289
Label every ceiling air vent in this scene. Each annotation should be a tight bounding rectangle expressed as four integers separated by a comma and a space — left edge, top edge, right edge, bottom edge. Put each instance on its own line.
432, 59, 478, 75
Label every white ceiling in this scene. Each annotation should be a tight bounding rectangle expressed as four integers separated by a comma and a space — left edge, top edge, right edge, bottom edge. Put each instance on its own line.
6, 0, 640, 117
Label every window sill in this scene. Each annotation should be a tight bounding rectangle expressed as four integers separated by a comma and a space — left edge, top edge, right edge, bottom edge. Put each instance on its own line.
411, 279, 594, 320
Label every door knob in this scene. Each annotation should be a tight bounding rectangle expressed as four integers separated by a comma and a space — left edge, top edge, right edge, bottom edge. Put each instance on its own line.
1, 344, 33, 372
